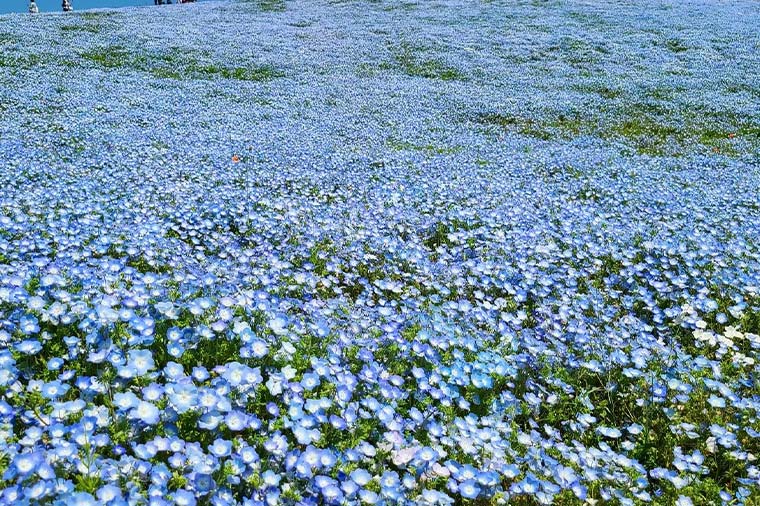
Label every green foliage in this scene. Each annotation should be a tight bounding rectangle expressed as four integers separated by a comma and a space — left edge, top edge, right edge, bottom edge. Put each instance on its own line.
245, 0, 287, 12
0, 53, 44, 70
81, 45, 283, 82
126, 255, 173, 274
663, 38, 688, 53
180, 336, 243, 372
61, 24, 102, 34
152, 62, 284, 82
573, 83, 622, 99
308, 238, 335, 276
472, 112, 581, 141
386, 41, 466, 81
386, 137, 463, 155
75, 473, 103, 494
472, 103, 759, 158
423, 221, 455, 251
81, 45, 135, 68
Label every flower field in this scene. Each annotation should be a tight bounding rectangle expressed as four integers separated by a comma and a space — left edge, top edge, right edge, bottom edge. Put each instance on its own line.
1, 0, 759, 504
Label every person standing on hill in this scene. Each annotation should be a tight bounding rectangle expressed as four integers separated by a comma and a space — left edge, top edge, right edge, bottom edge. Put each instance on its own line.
62, 0, 73, 11
29, 0, 39, 13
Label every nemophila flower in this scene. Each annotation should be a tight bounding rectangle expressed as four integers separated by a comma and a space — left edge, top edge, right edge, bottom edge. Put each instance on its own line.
301, 373, 320, 391
15, 339, 42, 354
114, 392, 140, 410
359, 490, 379, 504
47, 357, 64, 370
13, 451, 42, 476
458, 480, 481, 499
1, 1, 760, 504
554, 465, 578, 488
169, 384, 198, 414
132, 400, 161, 425
265, 375, 284, 396
269, 315, 289, 335
41, 380, 70, 399
129, 349, 156, 375
174, 490, 197, 506
193, 473, 216, 493
224, 411, 249, 431
597, 427, 622, 438
262, 470, 281, 487
96, 484, 123, 503
19, 314, 40, 334
69, 492, 99, 506
198, 411, 224, 430
420, 489, 454, 505
250, 338, 270, 359
143, 383, 165, 402
209, 439, 232, 457
350, 468, 372, 486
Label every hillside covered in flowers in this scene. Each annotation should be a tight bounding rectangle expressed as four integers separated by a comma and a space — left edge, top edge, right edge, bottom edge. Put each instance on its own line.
0, 0, 759, 504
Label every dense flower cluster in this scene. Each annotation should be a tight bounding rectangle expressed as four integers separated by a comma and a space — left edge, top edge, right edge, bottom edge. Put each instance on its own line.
0, 0, 759, 504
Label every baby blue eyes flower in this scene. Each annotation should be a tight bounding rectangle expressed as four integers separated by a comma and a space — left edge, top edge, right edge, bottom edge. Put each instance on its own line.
15, 339, 42, 354
225, 411, 248, 431
174, 490, 197, 506
47, 357, 64, 370
114, 392, 139, 410
19, 315, 40, 335
192, 367, 210, 382
502, 464, 520, 479
417, 447, 439, 463
0, 3, 758, 505
707, 395, 726, 408
350, 468, 372, 486
96, 484, 122, 503
262, 470, 281, 487
143, 383, 164, 401
169, 384, 198, 414
128, 349, 156, 376
198, 411, 224, 431
322, 484, 342, 503
41, 381, 69, 399
209, 439, 232, 457
359, 490, 379, 504
250, 338, 269, 358
675, 496, 694, 506
301, 373, 320, 390
268, 315, 289, 335
554, 465, 578, 488
164, 362, 186, 380
131, 401, 160, 425
13, 452, 41, 475
597, 427, 622, 438
194, 473, 216, 493
458, 480, 481, 499
70, 492, 98, 506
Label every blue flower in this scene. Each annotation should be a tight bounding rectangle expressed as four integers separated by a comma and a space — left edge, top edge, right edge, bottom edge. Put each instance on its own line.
209, 439, 232, 458
169, 384, 198, 414
13, 451, 41, 476
131, 401, 160, 425
193, 473, 216, 493
69, 492, 99, 506
128, 349, 156, 376
350, 468, 372, 486
174, 489, 197, 506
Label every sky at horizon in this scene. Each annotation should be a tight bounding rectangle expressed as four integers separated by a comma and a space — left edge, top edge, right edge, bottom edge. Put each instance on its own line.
0, 0, 203, 14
